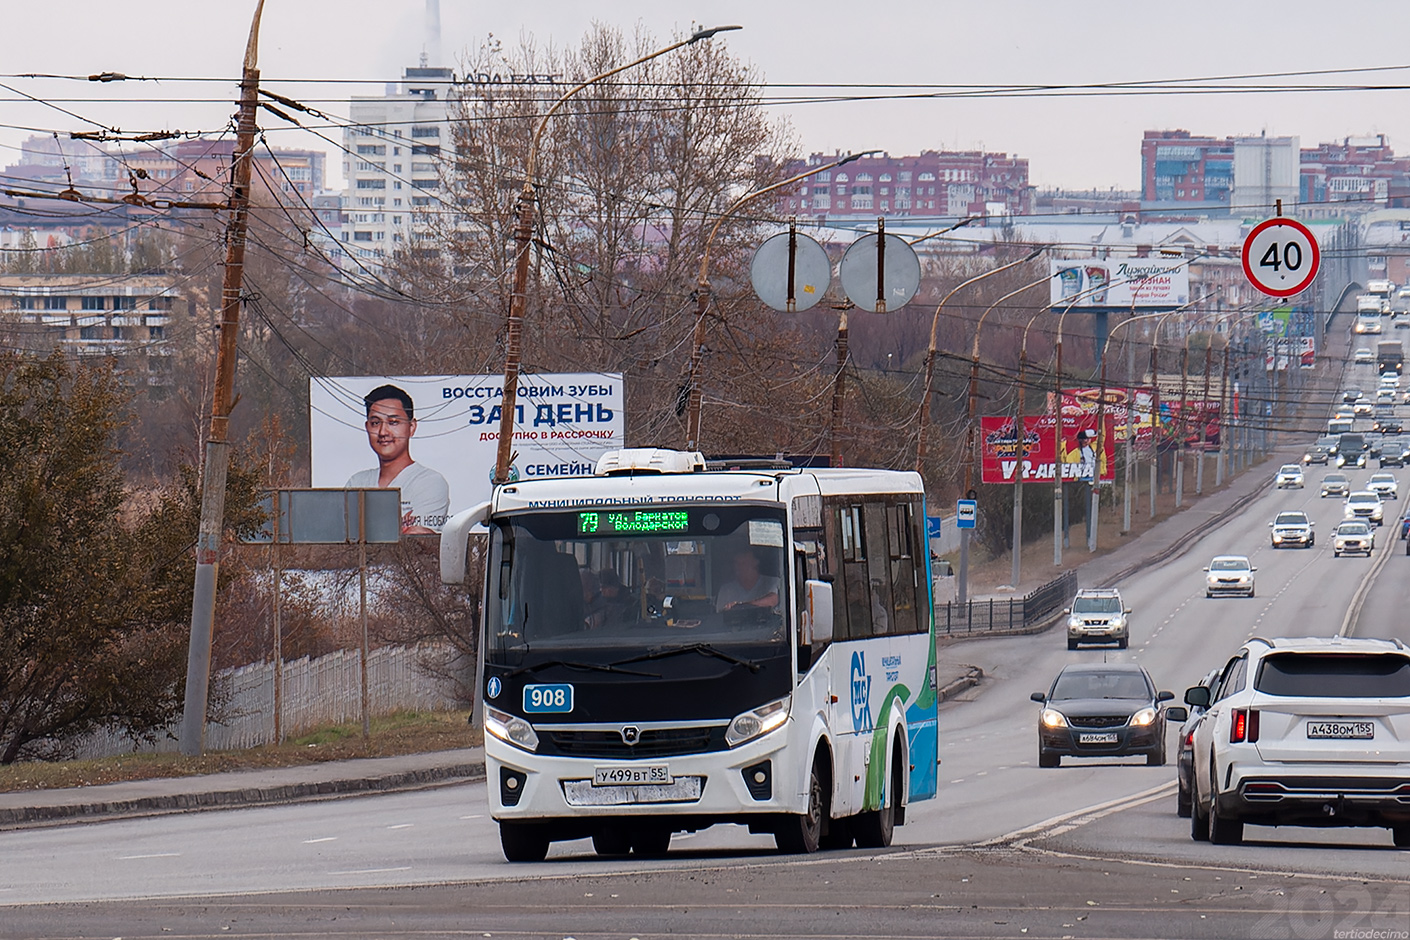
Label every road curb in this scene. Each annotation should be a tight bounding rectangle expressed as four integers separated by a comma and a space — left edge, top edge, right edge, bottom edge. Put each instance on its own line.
0, 760, 486, 830
935, 666, 984, 702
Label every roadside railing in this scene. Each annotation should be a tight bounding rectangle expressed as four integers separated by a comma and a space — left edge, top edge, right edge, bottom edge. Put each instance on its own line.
936, 570, 1078, 636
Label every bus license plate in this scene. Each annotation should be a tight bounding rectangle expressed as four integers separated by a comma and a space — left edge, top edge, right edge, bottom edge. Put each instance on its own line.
594, 765, 672, 787
1078, 732, 1119, 744
1306, 721, 1374, 739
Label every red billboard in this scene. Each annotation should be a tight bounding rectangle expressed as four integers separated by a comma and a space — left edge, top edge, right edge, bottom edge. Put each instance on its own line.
980, 414, 1117, 484
1054, 387, 1221, 451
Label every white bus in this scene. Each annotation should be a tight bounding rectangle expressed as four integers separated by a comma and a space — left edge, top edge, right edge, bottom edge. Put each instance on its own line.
441, 448, 940, 861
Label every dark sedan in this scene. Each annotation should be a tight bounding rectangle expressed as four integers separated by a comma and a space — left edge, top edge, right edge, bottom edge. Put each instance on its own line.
1176, 668, 1221, 817
1032, 663, 1185, 768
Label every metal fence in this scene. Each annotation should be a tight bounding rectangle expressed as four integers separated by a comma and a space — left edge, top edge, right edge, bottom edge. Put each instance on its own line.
936, 570, 1078, 636
64, 644, 466, 760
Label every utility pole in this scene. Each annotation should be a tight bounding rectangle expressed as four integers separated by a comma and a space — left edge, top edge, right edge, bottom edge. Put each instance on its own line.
179, 0, 265, 756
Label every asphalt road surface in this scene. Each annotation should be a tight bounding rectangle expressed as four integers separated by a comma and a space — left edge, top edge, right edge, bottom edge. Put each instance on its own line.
2, 364, 1407, 939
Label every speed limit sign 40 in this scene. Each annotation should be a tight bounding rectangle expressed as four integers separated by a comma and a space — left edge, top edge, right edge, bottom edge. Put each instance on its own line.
1242, 217, 1320, 298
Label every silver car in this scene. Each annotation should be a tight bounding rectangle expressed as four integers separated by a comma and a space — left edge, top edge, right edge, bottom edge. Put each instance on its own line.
1204, 555, 1256, 598
1321, 472, 1351, 498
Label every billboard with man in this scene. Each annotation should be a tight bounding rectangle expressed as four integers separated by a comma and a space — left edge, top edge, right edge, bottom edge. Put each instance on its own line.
310, 373, 625, 532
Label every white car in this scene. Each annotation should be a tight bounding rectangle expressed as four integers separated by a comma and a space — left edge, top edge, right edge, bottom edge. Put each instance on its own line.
1269, 511, 1314, 549
1354, 400, 1376, 416
1187, 636, 1410, 847
1376, 388, 1397, 405
1368, 472, 1400, 501
1381, 373, 1402, 389
1344, 490, 1385, 525
1332, 520, 1375, 556
1274, 465, 1304, 489
1203, 555, 1256, 598
1355, 348, 1375, 364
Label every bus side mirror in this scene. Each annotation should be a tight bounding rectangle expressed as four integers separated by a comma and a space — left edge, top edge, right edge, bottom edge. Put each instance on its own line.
439, 501, 491, 585
803, 579, 834, 647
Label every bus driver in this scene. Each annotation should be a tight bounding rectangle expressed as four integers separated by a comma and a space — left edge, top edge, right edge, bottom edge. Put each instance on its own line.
715, 548, 780, 612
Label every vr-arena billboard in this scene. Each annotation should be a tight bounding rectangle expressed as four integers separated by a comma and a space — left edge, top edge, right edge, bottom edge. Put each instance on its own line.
980, 414, 1116, 484
309, 373, 625, 534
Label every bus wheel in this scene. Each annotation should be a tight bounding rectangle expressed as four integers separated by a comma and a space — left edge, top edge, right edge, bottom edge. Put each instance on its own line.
499, 822, 550, 862
854, 742, 900, 848
629, 826, 672, 858
775, 760, 825, 854
592, 825, 632, 857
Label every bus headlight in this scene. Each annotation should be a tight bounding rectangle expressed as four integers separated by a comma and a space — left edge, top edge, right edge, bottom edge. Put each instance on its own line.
485, 706, 540, 752
726, 696, 791, 747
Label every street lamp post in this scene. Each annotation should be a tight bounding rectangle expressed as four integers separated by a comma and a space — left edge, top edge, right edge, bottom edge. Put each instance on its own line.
493, 25, 741, 484
683, 150, 877, 451
916, 246, 1046, 474
958, 275, 1051, 602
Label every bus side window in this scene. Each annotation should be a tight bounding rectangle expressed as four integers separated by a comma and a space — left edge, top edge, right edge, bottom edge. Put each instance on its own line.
887, 501, 919, 635
863, 502, 893, 636
838, 503, 871, 639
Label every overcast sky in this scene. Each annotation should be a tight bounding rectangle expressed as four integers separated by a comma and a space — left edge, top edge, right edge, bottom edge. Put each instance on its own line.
5, 0, 1410, 192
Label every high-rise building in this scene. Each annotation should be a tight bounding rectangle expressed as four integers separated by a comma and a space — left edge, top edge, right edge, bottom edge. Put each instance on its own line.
1231, 134, 1300, 214
1140, 130, 1234, 208
341, 66, 454, 262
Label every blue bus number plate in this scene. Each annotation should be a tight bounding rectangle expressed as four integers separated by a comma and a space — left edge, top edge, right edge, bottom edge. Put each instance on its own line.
523, 683, 573, 713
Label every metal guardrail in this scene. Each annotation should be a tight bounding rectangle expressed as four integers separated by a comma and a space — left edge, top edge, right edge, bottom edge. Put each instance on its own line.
937, 570, 1078, 636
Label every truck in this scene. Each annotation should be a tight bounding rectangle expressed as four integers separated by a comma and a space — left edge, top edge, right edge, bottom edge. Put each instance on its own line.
1366, 279, 1396, 302
1378, 339, 1404, 375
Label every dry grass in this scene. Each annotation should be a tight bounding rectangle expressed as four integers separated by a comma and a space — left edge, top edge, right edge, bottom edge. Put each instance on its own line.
0, 710, 482, 794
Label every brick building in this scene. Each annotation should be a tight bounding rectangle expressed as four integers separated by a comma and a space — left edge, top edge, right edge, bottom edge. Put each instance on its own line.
774, 150, 1032, 221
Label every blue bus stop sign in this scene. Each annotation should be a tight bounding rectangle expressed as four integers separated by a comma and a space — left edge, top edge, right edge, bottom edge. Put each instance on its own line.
956, 499, 978, 530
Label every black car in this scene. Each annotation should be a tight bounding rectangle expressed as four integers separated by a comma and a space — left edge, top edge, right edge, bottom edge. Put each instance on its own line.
1176, 668, 1221, 817
1302, 443, 1332, 465
1375, 419, 1404, 435
1032, 664, 1185, 768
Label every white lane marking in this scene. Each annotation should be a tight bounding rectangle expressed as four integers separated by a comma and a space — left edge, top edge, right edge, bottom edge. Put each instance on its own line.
117, 853, 181, 860
459, 814, 484, 820
328, 866, 413, 875
386, 824, 414, 830
302, 837, 337, 844
972, 780, 1176, 847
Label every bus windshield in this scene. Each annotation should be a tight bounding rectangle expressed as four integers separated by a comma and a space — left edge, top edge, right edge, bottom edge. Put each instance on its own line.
485, 505, 790, 663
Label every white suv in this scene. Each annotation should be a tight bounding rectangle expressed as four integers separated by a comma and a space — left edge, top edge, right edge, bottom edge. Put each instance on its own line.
1368, 472, 1400, 501
1274, 465, 1304, 489
1344, 490, 1385, 525
1186, 636, 1410, 847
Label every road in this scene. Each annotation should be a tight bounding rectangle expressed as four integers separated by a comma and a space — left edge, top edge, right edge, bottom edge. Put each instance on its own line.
2, 344, 1407, 938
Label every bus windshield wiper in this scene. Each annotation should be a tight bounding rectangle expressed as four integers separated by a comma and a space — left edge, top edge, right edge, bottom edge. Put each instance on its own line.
613, 643, 762, 673
505, 659, 660, 679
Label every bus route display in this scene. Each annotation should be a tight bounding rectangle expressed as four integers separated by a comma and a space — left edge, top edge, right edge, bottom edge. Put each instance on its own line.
577, 510, 690, 535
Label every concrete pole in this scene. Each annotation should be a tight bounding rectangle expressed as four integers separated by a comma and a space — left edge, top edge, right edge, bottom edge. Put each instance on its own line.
179, 3, 264, 756
1012, 348, 1026, 588
1053, 337, 1064, 567
1175, 345, 1189, 508
1196, 341, 1213, 495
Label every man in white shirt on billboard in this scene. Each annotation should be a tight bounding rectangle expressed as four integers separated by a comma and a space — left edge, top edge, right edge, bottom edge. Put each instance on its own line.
345, 384, 450, 535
